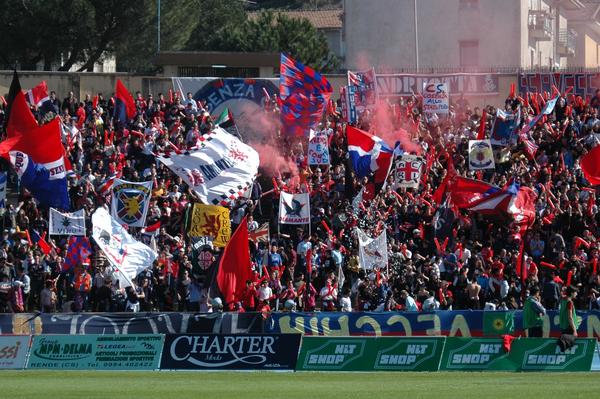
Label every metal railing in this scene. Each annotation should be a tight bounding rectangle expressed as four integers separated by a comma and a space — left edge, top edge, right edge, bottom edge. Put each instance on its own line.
559, 29, 577, 54
528, 10, 553, 40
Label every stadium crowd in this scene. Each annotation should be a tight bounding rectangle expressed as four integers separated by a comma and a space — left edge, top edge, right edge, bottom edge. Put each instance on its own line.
1, 81, 600, 315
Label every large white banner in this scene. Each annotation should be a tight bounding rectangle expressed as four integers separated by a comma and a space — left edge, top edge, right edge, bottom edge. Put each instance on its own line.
111, 178, 153, 227
158, 127, 259, 206
92, 207, 157, 287
49, 208, 86, 235
278, 192, 310, 225
358, 228, 388, 270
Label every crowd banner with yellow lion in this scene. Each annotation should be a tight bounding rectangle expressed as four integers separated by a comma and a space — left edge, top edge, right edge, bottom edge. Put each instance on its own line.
188, 204, 231, 247
110, 178, 153, 227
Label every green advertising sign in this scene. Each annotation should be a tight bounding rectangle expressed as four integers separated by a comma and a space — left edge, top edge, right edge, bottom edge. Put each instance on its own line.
27, 334, 163, 370
512, 338, 595, 372
297, 337, 445, 371
440, 338, 516, 371
440, 338, 596, 372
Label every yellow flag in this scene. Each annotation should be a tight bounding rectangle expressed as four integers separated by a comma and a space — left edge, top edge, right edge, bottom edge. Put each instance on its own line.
188, 204, 231, 247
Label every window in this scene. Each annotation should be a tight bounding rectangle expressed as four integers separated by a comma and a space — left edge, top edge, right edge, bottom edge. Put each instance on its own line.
177, 66, 259, 78
459, 0, 479, 10
459, 41, 479, 67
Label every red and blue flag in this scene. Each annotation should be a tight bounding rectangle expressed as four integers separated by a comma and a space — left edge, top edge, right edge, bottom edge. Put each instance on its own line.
347, 126, 395, 198
279, 54, 332, 137
63, 236, 92, 271
114, 79, 136, 126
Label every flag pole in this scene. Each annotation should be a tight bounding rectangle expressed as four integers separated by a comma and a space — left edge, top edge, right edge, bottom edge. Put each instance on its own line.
233, 123, 244, 142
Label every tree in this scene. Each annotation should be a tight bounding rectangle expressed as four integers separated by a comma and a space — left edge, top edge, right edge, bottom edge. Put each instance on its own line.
115, 0, 203, 73
184, 0, 247, 52
0, 0, 149, 71
187, 10, 340, 72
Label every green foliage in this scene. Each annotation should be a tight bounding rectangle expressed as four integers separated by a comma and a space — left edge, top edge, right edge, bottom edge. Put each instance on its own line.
188, 9, 340, 72
116, 0, 203, 73
0, 0, 340, 73
0, 0, 147, 71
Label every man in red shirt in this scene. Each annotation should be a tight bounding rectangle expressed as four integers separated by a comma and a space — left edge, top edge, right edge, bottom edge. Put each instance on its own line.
240, 279, 257, 311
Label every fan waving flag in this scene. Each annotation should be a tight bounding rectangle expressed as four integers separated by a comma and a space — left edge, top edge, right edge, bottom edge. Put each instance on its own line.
63, 236, 92, 271
347, 126, 394, 197
465, 181, 537, 228
279, 53, 332, 137
214, 107, 234, 129
447, 176, 499, 209
9, 151, 69, 209
0, 89, 72, 175
114, 79, 136, 125
25, 81, 49, 107
216, 215, 252, 306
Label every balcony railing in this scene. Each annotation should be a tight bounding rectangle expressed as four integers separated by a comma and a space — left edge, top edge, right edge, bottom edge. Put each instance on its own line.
528, 10, 553, 41
558, 29, 577, 56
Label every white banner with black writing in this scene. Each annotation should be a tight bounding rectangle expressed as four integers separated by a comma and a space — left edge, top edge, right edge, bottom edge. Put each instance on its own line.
49, 208, 86, 235
158, 127, 259, 206
278, 192, 310, 225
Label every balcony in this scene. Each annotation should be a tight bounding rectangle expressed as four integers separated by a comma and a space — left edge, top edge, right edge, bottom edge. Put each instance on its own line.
558, 29, 577, 56
528, 10, 553, 41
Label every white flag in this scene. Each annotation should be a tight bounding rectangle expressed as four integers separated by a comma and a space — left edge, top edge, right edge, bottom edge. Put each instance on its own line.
278, 192, 310, 225
358, 228, 388, 270
92, 207, 157, 287
111, 178, 153, 227
49, 208, 86, 235
158, 126, 259, 206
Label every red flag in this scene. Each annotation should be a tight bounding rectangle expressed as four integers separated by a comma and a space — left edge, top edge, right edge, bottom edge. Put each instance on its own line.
566, 270, 573, 287
580, 145, 600, 186
6, 91, 37, 138
447, 176, 496, 209
217, 216, 252, 305
476, 110, 487, 140
509, 83, 516, 98
38, 232, 51, 255
502, 334, 515, 352
115, 79, 136, 120
306, 248, 312, 277
25, 81, 49, 107
93, 95, 99, 109
432, 154, 456, 204
145, 220, 161, 233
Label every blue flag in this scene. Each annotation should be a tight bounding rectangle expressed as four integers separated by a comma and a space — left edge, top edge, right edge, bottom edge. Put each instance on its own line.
9, 150, 70, 210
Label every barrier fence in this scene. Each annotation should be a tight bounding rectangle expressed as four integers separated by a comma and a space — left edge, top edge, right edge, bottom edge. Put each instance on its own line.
2, 310, 600, 338
1, 334, 598, 372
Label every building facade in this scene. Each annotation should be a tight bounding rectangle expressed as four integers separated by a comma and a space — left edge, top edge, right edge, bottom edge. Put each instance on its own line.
343, 0, 600, 72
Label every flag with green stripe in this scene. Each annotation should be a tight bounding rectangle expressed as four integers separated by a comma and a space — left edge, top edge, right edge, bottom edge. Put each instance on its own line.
215, 107, 234, 129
